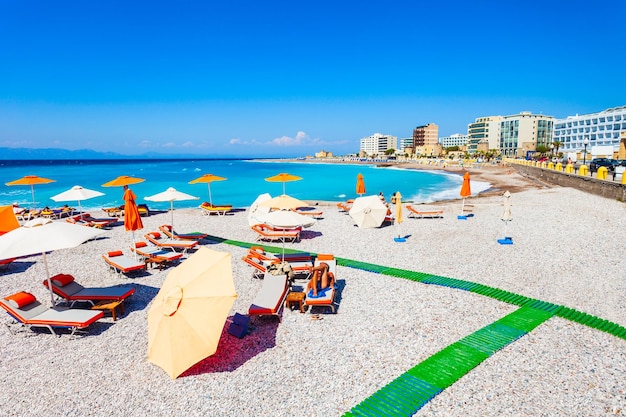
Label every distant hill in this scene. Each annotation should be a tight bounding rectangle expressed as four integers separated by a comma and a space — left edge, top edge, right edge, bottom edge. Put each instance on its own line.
0, 147, 233, 160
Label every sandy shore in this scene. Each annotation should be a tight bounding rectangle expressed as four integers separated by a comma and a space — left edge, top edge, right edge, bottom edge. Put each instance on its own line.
0, 165, 624, 416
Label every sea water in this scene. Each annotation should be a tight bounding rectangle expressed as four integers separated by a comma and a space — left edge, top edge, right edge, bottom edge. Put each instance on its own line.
0, 159, 490, 211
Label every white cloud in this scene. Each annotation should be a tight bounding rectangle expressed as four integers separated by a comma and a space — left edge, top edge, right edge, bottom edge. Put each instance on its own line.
270, 131, 319, 146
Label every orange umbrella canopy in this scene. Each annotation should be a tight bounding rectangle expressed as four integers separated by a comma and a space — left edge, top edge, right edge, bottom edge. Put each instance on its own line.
102, 176, 145, 187
460, 172, 471, 198
189, 174, 227, 205
0, 206, 20, 235
265, 173, 302, 195
356, 173, 366, 196
6, 175, 56, 210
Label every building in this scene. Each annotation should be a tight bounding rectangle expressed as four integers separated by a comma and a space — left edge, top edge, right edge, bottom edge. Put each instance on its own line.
314, 150, 333, 158
467, 116, 502, 154
399, 137, 414, 154
439, 133, 468, 148
499, 112, 554, 158
412, 123, 440, 156
359, 133, 398, 157
553, 105, 626, 158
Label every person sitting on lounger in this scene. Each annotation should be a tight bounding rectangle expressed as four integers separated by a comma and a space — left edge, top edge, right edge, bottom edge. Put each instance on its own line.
307, 262, 334, 297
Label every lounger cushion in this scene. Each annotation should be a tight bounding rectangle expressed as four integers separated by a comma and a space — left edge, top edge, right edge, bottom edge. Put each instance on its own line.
149, 232, 160, 238
317, 254, 334, 261
108, 250, 123, 257
135, 242, 148, 248
51, 273, 75, 287
5, 291, 36, 308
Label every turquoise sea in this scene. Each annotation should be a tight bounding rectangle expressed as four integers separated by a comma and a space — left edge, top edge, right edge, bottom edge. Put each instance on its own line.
0, 159, 490, 211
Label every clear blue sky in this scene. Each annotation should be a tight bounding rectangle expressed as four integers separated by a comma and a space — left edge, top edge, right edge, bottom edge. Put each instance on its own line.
1, 0, 625, 158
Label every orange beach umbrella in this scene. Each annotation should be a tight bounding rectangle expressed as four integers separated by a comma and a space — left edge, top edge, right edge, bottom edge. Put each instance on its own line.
102, 175, 145, 188
102, 176, 145, 250
6, 175, 56, 210
460, 172, 471, 214
0, 205, 20, 235
265, 173, 302, 195
188, 174, 227, 206
356, 173, 366, 196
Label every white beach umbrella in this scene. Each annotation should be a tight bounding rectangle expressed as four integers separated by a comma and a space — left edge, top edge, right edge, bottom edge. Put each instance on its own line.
51, 185, 105, 214
263, 210, 316, 259
145, 187, 199, 231
248, 193, 272, 226
349, 195, 388, 229
0, 218, 105, 306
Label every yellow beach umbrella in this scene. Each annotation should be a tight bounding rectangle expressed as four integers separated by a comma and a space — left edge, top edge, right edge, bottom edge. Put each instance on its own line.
258, 194, 309, 211
101, 175, 145, 187
6, 175, 56, 210
188, 174, 227, 205
147, 247, 238, 379
265, 173, 302, 195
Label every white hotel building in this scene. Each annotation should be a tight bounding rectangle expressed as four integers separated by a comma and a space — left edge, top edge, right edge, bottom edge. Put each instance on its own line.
359, 133, 398, 156
553, 106, 626, 156
439, 133, 468, 148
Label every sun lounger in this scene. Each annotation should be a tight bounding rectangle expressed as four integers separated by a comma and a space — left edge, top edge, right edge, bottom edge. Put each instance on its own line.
199, 202, 232, 216
291, 208, 323, 218
42, 274, 135, 307
102, 251, 146, 275
304, 254, 338, 313
0, 258, 16, 269
248, 272, 289, 319
131, 242, 183, 269
144, 232, 198, 254
102, 206, 123, 217
67, 213, 118, 228
251, 224, 301, 242
158, 224, 208, 241
242, 246, 313, 278
336, 202, 352, 213
0, 291, 104, 336
138, 204, 150, 217
406, 205, 444, 219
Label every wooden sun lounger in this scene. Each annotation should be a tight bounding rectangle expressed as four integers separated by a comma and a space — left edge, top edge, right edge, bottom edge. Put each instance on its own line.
304, 254, 338, 313
242, 246, 313, 278
248, 272, 289, 319
158, 225, 208, 241
406, 205, 444, 219
251, 224, 301, 242
144, 232, 198, 254
102, 251, 146, 275
132, 242, 183, 270
43, 274, 135, 307
0, 293, 104, 336
291, 208, 323, 219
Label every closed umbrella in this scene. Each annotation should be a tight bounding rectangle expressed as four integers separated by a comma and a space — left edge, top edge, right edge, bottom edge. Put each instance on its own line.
188, 174, 227, 206
356, 173, 366, 196
147, 247, 238, 379
0, 218, 105, 305
102, 176, 145, 251
499, 190, 513, 244
459, 172, 471, 215
265, 173, 302, 195
0, 205, 20, 235
145, 187, 199, 231
51, 185, 105, 214
349, 195, 388, 229
6, 175, 56, 211
393, 191, 405, 242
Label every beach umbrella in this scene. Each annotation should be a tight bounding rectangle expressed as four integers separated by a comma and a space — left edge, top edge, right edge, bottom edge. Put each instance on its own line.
248, 193, 272, 226
258, 194, 309, 211
501, 190, 513, 238
145, 187, 199, 231
349, 195, 388, 229
265, 173, 302, 195
51, 185, 105, 214
393, 191, 405, 242
263, 210, 316, 259
5, 175, 56, 210
0, 218, 104, 305
0, 205, 20, 235
101, 175, 145, 187
356, 173, 366, 196
460, 172, 471, 214
188, 174, 227, 206
147, 247, 238, 379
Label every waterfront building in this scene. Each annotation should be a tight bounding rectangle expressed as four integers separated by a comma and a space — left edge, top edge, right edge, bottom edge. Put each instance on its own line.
500, 112, 554, 158
553, 105, 626, 158
439, 133, 468, 148
359, 133, 398, 157
412, 123, 440, 156
467, 116, 502, 154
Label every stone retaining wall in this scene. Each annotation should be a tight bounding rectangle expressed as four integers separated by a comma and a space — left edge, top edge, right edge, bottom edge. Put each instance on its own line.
513, 164, 626, 202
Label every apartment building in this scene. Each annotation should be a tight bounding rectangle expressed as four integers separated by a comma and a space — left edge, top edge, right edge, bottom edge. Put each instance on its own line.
466, 116, 502, 154
439, 133, 468, 148
359, 133, 398, 156
499, 112, 554, 158
553, 105, 626, 157
412, 123, 440, 156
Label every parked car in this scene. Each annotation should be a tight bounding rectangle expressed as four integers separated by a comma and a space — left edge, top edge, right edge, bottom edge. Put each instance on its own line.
589, 158, 615, 173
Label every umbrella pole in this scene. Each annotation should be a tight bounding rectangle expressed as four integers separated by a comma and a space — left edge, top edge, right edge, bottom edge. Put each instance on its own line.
208, 184, 213, 206
461, 198, 465, 214
170, 201, 174, 231
31, 184, 36, 210
42, 252, 56, 306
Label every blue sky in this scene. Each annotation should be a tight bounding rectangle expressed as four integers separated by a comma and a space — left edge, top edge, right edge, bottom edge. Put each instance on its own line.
1, 0, 625, 158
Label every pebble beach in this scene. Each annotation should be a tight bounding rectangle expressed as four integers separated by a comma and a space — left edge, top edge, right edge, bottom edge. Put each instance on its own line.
0, 167, 625, 416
